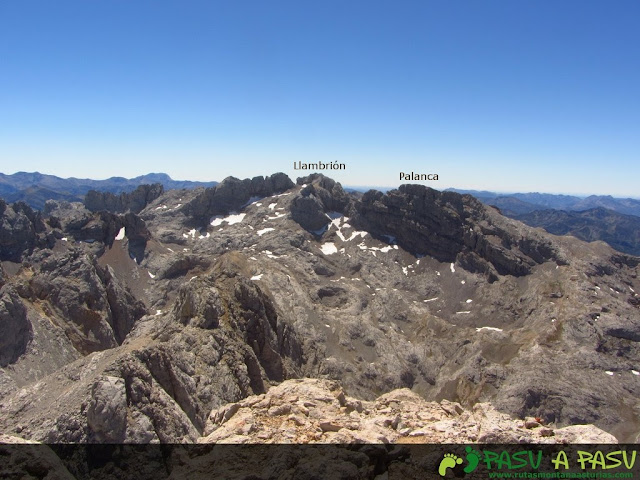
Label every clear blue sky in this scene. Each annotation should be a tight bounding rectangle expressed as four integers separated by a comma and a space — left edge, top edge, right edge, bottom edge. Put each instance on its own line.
1, 1, 638, 196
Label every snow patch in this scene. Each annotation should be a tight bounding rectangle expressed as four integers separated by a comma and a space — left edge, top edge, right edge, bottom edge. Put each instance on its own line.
632, 370, 640, 376
251, 274, 263, 281
60, 237, 68, 242
456, 311, 471, 314
115, 227, 125, 240
466, 299, 473, 303
320, 243, 338, 255
257, 228, 275, 236
424, 297, 438, 303
268, 203, 277, 210
155, 310, 162, 316
476, 327, 503, 332
450, 263, 456, 273
210, 212, 246, 226
148, 271, 156, 279
605, 371, 614, 376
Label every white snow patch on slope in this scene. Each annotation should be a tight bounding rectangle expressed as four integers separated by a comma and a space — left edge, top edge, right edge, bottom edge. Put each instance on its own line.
632, 370, 640, 376
320, 243, 338, 255
211, 213, 246, 226
476, 327, 503, 332
257, 228, 275, 236
115, 227, 125, 240
450, 263, 456, 273
148, 271, 156, 279
251, 274, 263, 281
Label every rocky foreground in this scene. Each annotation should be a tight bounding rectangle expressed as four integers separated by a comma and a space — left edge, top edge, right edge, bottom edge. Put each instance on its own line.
0, 378, 616, 480
200, 378, 616, 444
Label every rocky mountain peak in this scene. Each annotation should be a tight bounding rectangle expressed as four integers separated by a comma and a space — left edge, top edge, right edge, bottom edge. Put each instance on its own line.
184, 173, 295, 226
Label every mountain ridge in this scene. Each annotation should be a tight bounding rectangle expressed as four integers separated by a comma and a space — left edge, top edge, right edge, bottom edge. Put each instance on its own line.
0, 171, 217, 210
1, 172, 639, 446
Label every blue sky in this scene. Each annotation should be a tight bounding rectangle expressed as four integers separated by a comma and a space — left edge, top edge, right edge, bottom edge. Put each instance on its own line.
1, 1, 638, 196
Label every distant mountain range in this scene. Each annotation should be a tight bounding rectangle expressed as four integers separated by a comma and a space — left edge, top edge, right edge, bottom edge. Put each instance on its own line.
448, 188, 640, 217
514, 207, 640, 256
448, 189, 640, 256
0, 172, 217, 210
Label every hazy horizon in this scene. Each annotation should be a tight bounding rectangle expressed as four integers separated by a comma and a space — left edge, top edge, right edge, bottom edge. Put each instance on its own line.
2, 168, 639, 200
1, 1, 638, 197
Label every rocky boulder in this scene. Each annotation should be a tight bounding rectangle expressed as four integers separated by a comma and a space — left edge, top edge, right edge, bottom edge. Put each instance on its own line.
87, 375, 128, 442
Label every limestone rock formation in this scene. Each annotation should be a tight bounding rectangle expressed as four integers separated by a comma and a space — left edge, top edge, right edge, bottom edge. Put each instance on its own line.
184, 173, 294, 225
0, 287, 31, 367
200, 378, 617, 444
84, 183, 164, 214
0, 200, 48, 261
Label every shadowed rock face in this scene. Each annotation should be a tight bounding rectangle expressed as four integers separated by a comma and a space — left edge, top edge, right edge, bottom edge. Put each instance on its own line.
1, 173, 639, 444
85, 183, 165, 214
347, 181, 560, 281
185, 173, 294, 225
0, 200, 48, 261
352, 185, 466, 262
0, 287, 31, 367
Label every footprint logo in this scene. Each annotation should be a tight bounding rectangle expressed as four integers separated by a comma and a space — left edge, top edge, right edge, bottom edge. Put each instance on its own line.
464, 446, 481, 474
438, 453, 463, 477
